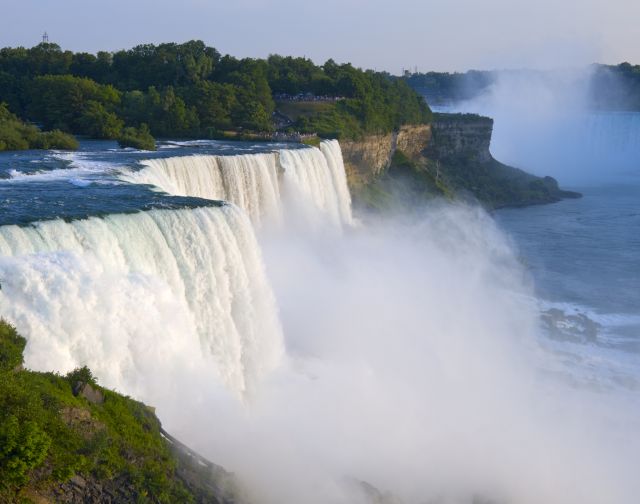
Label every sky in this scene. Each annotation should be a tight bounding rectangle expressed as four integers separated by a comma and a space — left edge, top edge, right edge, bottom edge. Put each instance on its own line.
0, 0, 639, 73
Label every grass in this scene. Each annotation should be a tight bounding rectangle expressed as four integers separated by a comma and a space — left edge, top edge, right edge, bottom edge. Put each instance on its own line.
275, 100, 336, 121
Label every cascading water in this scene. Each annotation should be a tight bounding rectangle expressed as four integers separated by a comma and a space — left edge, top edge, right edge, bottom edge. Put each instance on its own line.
279, 140, 353, 228
125, 153, 283, 226
124, 140, 353, 228
0, 205, 284, 398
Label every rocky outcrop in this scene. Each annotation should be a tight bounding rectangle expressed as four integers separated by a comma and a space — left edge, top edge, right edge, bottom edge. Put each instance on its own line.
340, 115, 580, 209
425, 114, 492, 162
340, 132, 395, 187
340, 125, 431, 188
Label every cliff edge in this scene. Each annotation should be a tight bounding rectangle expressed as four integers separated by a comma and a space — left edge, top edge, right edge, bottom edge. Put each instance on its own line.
340, 113, 581, 210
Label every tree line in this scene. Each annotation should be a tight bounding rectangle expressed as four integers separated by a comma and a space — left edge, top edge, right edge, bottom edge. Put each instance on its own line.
404, 64, 640, 110
0, 41, 432, 146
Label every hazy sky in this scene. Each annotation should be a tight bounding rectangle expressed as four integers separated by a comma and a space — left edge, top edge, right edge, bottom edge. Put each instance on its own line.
1, 0, 638, 72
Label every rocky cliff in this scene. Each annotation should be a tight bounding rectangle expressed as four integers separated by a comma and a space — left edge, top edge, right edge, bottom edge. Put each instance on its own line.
340, 114, 580, 209
425, 113, 492, 163
340, 125, 430, 188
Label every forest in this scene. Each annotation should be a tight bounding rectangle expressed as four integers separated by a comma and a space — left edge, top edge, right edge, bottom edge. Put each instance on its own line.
0, 41, 432, 148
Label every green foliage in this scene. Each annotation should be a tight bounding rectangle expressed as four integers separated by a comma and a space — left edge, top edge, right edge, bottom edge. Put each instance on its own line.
0, 40, 431, 140
0, 102, 77, 151
0, 321, 25, 372
301, 135, 321, 147
117, 124, 156, 151
33, 129, 80, 150
65, 366, 97, 388
0, 321, 196, 501
404, 70, 493, 104
275, 61, 432, 139
78, 100, 123, 139
27, 74, 121, 133
0, 415, 51, 488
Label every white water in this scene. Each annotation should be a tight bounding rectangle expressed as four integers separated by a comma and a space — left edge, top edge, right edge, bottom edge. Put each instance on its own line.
126, 153, 282, 226
124, 140, 353, 228
0, 206, 283, 398
2, 134, 637, 502
279, 140, 353, 228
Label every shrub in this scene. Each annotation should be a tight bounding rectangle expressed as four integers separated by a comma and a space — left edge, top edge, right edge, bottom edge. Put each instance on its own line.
0, 321, 25, 372
117, 123, 156, 150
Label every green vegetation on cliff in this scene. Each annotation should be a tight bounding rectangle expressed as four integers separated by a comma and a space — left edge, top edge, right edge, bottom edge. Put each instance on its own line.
0, 41, 431, 147
0, 320, 226, 503
0, 103, 78, 151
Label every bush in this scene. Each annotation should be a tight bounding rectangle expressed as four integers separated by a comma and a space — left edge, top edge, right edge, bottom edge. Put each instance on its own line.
0, 415, 51, 488
0, 102, 78, 151
0, 321, 196, 501
117, 123, 156, 150
0, 321, 25, 372
32, 130, 79, 150
65, 366, 97, 388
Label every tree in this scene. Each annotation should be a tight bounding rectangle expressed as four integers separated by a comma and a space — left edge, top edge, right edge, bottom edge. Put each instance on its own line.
78, 101, 123, 139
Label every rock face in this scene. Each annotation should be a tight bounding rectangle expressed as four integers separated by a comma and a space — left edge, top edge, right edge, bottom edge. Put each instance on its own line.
340, 132, 395, 187
72, 382, 104, 404
340, 125, 430, 188
425, 114, 493, 162
395, 124, 432, 159
339, 115, 580, 209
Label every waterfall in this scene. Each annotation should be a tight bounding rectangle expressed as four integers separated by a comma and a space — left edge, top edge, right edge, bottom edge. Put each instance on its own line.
124, 140, 353, 228
279, 140, 353, 227
488, 111, 640, 182
124, 153, 282, 226
0, 206, 284, 398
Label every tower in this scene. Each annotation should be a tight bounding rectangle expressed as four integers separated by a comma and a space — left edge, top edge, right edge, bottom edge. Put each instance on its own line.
42, 32, 49, 43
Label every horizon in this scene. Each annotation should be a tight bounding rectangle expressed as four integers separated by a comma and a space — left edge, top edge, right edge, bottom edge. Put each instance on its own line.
0, 37, 636, 77
1, 0, 639, 73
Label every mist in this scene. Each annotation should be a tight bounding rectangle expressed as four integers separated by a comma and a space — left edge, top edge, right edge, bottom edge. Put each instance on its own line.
444, 68, 640, 185
156, 203, 640, 504
2, 144, 638, 503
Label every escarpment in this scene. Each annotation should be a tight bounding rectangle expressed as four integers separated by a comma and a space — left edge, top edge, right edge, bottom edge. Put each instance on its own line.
340, 125, 431, 188
340, 113, 580, 209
